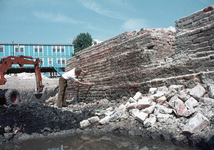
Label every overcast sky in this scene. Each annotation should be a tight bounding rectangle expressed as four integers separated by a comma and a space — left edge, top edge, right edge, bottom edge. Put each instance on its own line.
0, 0, 213, 44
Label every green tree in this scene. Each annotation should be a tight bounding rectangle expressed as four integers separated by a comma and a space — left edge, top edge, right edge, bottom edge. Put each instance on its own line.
73, 32, 93, 54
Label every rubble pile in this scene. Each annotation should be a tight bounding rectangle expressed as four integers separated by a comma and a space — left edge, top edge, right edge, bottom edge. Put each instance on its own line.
79, 84, 213, 134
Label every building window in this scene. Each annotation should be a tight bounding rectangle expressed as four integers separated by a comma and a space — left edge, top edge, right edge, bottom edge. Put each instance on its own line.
39, 46, 43, 53
62, 58, 65, 65
57, 58, 61, 65
34, 46, 38, 53
34, 46, 42, 53
0, 46, 3, 53
48, 58, 52, 65
15, 47, 19, 53
57, 46, 60, 52
61, 46, 65, 53
52, 46, 56, 53
39, 58, 43, 66
14, 46, 24, 53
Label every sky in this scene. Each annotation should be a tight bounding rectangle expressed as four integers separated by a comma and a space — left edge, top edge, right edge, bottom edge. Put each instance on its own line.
0, 0, 213, 44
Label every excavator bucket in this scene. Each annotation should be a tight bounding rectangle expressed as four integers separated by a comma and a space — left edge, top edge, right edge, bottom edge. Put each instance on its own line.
34, 93, 43, 99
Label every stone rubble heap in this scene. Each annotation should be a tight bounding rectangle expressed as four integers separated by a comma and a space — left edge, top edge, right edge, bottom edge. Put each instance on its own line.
80, 83, 214, 135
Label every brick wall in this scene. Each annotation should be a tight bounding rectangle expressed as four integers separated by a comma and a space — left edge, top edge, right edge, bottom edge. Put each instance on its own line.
66, 29, 175, 102
66, 5, 214, 103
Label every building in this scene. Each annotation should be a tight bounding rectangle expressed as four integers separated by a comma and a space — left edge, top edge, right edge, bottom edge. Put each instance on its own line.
0, 43, 74, 77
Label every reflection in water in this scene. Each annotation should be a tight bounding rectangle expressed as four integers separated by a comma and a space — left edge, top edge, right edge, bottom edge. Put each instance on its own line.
0, 133, 194, 150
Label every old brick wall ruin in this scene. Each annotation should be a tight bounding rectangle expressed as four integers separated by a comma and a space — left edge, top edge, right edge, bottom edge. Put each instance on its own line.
66, 5, 214, 103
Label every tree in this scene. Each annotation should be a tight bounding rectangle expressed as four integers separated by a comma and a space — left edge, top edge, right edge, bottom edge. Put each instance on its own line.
73, 32, 93, 54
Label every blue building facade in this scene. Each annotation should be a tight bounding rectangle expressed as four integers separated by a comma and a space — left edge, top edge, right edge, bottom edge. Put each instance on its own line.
0, 43, 73, 67
0, 43, 73, 76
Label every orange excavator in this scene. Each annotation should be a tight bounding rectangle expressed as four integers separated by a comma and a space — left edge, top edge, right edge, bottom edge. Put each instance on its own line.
0, 56, 44, 105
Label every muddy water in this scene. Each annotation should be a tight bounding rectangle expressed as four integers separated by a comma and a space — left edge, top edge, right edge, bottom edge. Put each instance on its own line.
0, 133, 194, 150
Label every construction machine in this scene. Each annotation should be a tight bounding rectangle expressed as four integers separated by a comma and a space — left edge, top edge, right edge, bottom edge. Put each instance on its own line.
0, 56, 44, 105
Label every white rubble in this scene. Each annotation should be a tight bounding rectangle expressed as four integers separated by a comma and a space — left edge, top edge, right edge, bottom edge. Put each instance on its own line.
183, 113, 210, 134
88, 116, 100, 124
133, 92, 142, 101
80, 120, 90, 128
188, 84, 206, 99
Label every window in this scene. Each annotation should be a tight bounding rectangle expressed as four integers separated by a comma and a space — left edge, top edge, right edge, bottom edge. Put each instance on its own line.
62, 58, 65, 65
0, 46, 3, 52
48, 58, 52, 65
57, 58, 61, 65
39, 46, 43, 52
57, 46, 60, 52
34, 46, 42, 53
34, 47, 38, 53
14, 46, 24, 53
52, 46, 56, 52
39, 58, 43, 66
15, 47, 19, 53
20, 47, 24, 52
61, 46, 65, 53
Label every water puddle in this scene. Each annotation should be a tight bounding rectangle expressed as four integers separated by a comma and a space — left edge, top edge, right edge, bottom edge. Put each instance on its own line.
0, 133, 194, 150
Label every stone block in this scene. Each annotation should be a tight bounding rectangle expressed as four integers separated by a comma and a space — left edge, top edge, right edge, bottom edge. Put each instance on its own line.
178, 90, 190, 102
149, 87, 157, 95
136, 96, 152, 109
199, 97, 214, 106
133, 92, 142, 101
128, 97, 137, 103
154, 104, 173, 115
129, 109, 140, 117
183, 113, 210, 134
99, 116, 111, 125
182, 108, 196, 117
158, 86, 169, 94
185, 97, 199, 109
209, 85, 214, 98
168, 85, 184, 92
88, 116, 100, 124
80, 120, 91, 128
156, 96, 167, 104
150, 91, 165, 101
136, 111, 148, 123
126, 102, 137, 110
144, 114, 156, 127
189, 84, 206, 99
143, 102, 156, 114
157, 114, 170, 123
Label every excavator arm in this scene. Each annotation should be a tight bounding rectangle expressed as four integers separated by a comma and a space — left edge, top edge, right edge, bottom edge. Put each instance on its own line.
0, 56, 44, 93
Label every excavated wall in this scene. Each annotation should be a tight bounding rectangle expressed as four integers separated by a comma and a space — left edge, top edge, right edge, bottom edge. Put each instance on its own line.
66, 5, 214, 104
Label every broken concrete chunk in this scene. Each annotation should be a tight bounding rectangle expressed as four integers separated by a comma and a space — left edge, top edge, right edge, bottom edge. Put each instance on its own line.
80, 120, 90, 128
88, 116, 100, 124
178, 90, 190, 102
157, 114, 170, 123
199, 97, 214, 106
128, 97, 137, 103
126, 102, 137, 110
182, 108, 196, 117
209, 85, 214, 98
185, 97, 199, 109
165, 88, 177, 99
154, 104, 173, 115
150, 91, 165, 101
189, 84, 206, 99
158, 86, 169, 94
99, 116, 111, 125
168, 85, 184, 92
135, 112, 148, 123
133, 92, 142, 101
129, 109, 140, 117
183, 113, 210, 134
136, 96, 152, 109
149, 88, 157, 95
144, 114, 156, 127
109, 111, 123, 122
143, 102, 156, 114
156, 96, 167, 104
